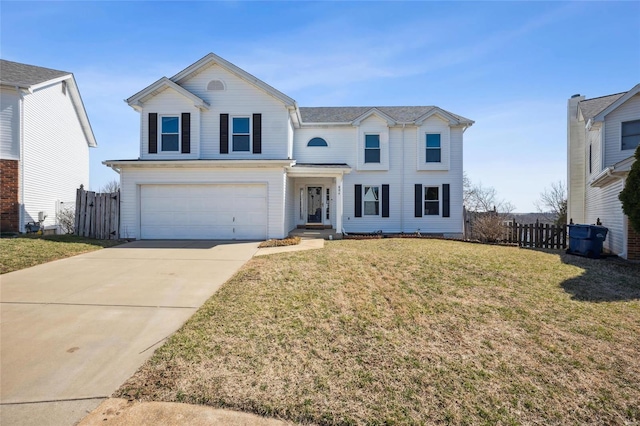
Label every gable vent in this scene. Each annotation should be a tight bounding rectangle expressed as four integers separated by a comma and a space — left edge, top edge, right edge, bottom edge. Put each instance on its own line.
207, 80, 226, 91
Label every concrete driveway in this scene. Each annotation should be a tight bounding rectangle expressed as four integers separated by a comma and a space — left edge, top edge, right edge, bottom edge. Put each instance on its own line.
0, 240, 259, 426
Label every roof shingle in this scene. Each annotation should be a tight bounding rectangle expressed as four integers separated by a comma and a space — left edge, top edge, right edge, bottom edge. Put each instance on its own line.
299, 106, 471, 124
579, 92, 626, 121
0, 59, 70, 88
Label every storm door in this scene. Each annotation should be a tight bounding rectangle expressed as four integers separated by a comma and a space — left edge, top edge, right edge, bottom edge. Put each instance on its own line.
307, 186, 323, 223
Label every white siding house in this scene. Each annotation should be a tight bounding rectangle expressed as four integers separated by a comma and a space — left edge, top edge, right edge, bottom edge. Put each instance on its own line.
105, 53, 473, 240
567, 83, 640, 260
0, 60, 97, 233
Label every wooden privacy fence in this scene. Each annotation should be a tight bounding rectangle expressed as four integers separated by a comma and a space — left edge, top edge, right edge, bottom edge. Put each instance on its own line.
504, 221, 567, 249
74, 185, 120, 239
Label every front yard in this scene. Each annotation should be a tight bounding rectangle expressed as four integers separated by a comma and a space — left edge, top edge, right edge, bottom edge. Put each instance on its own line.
117, 239, 640, 425
0, 235, 122, 274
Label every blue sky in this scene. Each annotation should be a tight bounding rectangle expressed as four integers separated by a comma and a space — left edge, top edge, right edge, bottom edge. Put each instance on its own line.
2, 1, 639, 212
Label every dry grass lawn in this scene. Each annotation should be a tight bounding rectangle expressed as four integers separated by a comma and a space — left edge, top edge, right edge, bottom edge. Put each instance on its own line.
0, 235, 122, 274
117, 239, 640, 425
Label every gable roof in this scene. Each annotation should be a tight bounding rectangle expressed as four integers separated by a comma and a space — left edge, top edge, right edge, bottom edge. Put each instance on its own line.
592, 83, 640, 122
126, 77, 210, 110
299, 106, 473, 126
579, 92, 626, 121
0, 59, 69, 88
0, 59, 97, 148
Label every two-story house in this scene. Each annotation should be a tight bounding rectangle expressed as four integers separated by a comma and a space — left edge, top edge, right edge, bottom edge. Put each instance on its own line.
105, 53, 473, 240
0, 60, 97, 233
567, 83, 640, 260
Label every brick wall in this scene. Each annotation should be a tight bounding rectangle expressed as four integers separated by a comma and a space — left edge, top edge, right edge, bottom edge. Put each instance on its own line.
1, 159, 20, 233
628, 222, 640, 261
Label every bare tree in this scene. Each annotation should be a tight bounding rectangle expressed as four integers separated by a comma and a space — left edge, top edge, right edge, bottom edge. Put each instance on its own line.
56, 206, 75, 234
464, 175, 516, 243
465, 180, 514, 214
100, 179, 120, 193
535, 181, 567, 225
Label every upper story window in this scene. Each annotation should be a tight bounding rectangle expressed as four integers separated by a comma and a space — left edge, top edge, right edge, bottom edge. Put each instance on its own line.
622, 119, 640, 151
307, 137, 328, 147
161, 116, 180, 151
426, 134, 441, 163
364, 186, 380, 215
424, 186, 439, 215
232, 117, 250, 152
365, 134, 380, 163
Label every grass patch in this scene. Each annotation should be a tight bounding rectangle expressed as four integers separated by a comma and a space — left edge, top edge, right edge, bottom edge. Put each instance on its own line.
0, 234, 123, 274
258, 236, 301, 248
116, 239, 640, 425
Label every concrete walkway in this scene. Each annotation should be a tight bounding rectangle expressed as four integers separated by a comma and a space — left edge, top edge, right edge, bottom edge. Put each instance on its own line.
0, 240, 260, 426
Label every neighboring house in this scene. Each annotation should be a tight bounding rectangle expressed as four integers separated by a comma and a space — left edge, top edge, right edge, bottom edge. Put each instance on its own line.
567, 83, 640, 260
105, 53, 473, 240
0, 60, 97, 233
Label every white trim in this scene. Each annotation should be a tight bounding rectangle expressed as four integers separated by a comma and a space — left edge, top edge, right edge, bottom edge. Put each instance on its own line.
352, 108, 396, 126
159, 115, 181, 153
305, 185, 326, 225
423, 185, 441, 216
364, 133, 381, 164
231, 115, 252, 153
362, 184, 381, 217
593, 83, 640, 122
126, 77, 210, 111
425, 132, 443, 164
306, 137, 329, 147
104, 159, 293, 170
415, 107, 473, 126
169, 53, 296, 107
621, 118, 640, 152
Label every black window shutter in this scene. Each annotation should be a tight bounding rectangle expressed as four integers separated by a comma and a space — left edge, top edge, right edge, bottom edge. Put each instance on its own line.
181, 113, 191, 154
253, 113, 262, 154
414, 184, 422, 217
148, 113, 157, 154
220, 114, 229, 154
382, 184, 390, 218
355, 184, 362, 218
443, 184, 450, 218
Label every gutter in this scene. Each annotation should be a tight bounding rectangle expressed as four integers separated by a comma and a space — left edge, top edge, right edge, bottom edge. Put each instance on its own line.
18, 87, 25, 233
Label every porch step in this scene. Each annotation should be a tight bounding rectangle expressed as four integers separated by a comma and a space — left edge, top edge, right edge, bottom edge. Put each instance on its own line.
296, 224, 332, 229
289, 228, 342, 240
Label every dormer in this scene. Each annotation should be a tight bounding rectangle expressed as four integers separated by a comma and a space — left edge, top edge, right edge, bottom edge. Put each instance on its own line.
127, 78, 209, 160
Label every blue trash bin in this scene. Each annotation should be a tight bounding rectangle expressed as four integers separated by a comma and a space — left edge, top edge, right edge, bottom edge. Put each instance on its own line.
567, 224, 608, 258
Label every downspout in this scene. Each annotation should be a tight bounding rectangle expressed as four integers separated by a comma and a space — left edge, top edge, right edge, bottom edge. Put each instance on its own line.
401, 123, 405, 233
17, 86, 25, 233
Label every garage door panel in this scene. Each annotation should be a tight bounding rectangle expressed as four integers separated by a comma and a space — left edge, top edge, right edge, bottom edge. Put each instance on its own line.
140, 184, 267, 240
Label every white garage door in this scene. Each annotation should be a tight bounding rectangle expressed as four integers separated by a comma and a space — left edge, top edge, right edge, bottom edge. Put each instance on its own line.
140, 184, 267, 240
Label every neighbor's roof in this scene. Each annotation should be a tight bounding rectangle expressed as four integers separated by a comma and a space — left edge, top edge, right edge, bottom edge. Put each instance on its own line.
0, 59, 70, 88
299, 106, 473, 124
579, 92, 626, 121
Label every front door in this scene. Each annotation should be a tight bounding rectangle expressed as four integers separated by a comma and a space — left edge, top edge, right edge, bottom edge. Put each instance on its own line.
307, 186, 323, 223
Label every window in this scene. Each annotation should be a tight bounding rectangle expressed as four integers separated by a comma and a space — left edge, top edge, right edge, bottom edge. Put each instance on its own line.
589, 144, 592, 174
622, 119, 640, 151
207, 79, 225, 91
365, 134, 380, 163
308, 137, 328, 147
232, 117, 250, 151
426, 134, 441, 163
161, 116, 179, 151
326, 188, 330, 220
424, 186, 439, 215
363, 186, 379, 215
61, 81, 67, 96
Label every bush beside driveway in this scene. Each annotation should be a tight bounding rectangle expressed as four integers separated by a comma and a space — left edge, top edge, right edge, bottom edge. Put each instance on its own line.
116, 239, 640, 425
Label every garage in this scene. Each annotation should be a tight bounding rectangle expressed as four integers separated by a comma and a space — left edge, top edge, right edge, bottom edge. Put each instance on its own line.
139, 184, 267, 240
